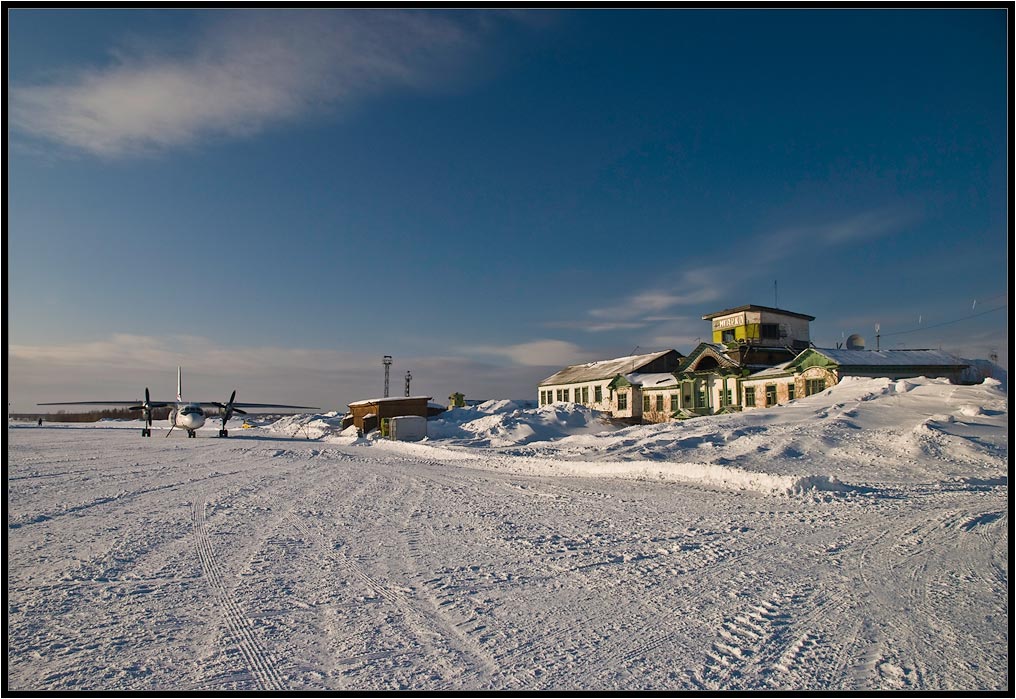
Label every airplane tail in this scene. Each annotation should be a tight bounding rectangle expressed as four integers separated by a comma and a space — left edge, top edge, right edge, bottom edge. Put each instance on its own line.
177, 366, 182, 402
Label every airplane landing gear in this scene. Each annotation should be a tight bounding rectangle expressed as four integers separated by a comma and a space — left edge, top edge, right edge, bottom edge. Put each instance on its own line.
187, 430, 196, 438
218, 429, 229, 438
142, 428, 151, 437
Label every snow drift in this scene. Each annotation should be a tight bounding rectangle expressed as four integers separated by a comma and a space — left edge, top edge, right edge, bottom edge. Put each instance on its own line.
251, 376, 1007, 497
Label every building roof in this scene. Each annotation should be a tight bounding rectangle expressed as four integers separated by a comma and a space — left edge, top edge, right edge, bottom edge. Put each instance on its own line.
676, 342, 742, 373
701, 304, 816, 321
627, 372, 679, 388
347, 396, 433, 408
742, 361, 794, 381
804, 348, 968, 368
539, 349, 678, 386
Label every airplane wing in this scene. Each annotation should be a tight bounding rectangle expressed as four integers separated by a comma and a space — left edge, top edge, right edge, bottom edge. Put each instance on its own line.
38, 400, 173, 407
202, 402, 319, 410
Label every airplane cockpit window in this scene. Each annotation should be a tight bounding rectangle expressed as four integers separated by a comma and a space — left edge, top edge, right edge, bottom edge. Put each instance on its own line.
181, 405, 204, 416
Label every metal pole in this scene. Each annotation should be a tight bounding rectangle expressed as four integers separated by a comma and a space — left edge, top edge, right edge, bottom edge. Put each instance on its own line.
383, 355, 393, 398
405, 371, 412, 397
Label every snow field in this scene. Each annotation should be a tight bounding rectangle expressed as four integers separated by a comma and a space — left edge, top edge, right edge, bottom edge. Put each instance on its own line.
6, 376, 1008, 691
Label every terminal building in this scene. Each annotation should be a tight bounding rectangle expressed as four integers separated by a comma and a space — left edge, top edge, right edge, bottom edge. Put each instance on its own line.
536, 303, 970, 421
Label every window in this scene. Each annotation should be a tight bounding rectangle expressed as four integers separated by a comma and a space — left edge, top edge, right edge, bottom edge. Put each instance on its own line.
563, 388, 570, 402
594, 385, 603, 403
656, 395, 664, 411
581, 386, 589, 404
671, 394, 680, 410
806, 378, 826, 396
765, 384, 777, 407
744, 387, 756, 407
787, 384, 795, 401
723, 389, 733, 406
644, 395, 651, 412
617, 393, 628, 410
722, 329, 736, 343
696, 387, 706, 408
540, 391, 547, 405
761, 323, 781, 340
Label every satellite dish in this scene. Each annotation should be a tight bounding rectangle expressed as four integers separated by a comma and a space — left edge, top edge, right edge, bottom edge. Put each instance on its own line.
846, 334, 865, 350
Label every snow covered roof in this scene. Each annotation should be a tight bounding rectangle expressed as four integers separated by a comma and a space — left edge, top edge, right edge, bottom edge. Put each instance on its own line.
347, 396, 433, 407
676, 342, 742, 373
539, 350, 677, 386
626, 372, 679, 388
742, 361, 794, 380
806, 348, 968, 368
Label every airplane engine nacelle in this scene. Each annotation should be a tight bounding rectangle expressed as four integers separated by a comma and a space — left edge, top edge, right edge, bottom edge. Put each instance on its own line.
168, 409, 177, 425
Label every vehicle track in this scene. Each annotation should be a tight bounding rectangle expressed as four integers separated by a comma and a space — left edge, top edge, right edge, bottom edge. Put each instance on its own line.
260, 475, 500, 689
191, 496, 287, 692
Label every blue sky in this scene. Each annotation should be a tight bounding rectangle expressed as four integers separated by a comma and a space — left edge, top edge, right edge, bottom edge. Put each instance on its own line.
7, 8, 1009, 412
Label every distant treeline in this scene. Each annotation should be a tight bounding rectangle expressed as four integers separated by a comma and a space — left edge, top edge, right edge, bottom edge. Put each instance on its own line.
13, 407, 176, 423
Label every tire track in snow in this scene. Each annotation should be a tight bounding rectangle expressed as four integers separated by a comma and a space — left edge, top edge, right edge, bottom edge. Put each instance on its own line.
841, 497, 998, 691
378, 464, 637, 690
396, 466, 636, 690
191, 497, 286, 692
264, 483, 499, 689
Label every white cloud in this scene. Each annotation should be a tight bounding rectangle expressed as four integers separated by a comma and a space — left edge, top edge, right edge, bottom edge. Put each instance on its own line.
9, 10, 488, 157
552, 206, 920, 339
760, 206, 921, 263
7, 333, 565, 412
559, 269, 723, 332
466, 339, 590, 367
545, 320, 650, 332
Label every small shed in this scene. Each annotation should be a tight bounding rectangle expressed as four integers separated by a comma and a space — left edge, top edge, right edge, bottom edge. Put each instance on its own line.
346, 396, 433, 434
389, 415, 428, 441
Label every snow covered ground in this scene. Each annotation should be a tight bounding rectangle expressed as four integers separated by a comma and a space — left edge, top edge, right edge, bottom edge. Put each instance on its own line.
7, 377, 1008, 691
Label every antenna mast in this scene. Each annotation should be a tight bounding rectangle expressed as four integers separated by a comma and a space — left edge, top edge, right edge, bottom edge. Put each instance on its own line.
383, 355, 393, 398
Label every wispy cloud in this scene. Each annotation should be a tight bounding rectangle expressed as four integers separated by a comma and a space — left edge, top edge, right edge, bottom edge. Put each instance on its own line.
549, 205, 920, 336
758, 205, 922, 264
551, 269, 723, 333
9, 333, 355, 372
466, 339, 592, 367
545, 320, 651, 332
8, 333, 565, 411
10, 10, 499, 157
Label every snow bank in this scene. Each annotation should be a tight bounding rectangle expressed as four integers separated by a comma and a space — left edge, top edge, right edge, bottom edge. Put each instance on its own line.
427, 401, 617, 447
153, 375, 1007, 495
266, 411, 348, 440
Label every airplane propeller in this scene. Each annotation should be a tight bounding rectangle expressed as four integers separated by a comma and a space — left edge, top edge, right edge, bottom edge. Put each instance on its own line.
212, 390, 247, 437
128, 387, 155, 437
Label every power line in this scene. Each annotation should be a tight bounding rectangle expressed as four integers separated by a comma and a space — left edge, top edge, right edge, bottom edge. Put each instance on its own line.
879, 304, 1007, 338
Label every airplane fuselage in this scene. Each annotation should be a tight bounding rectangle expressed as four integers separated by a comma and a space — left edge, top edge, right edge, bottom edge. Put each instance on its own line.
170, 403, 206, 432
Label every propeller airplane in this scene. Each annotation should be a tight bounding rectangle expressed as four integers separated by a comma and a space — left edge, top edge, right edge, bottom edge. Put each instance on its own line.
38, 367, 318, 438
